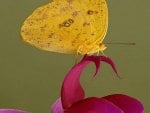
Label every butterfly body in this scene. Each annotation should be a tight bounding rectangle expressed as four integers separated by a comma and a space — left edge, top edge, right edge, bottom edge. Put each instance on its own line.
21, 0, 108, 55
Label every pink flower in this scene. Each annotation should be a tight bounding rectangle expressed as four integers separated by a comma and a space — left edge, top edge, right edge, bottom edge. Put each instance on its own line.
52, 55, 144, 113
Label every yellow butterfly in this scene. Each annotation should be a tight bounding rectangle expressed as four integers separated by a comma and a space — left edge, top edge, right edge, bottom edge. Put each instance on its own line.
20, 0, 108, 55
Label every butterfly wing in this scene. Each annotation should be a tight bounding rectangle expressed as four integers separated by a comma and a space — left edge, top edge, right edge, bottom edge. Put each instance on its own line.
20, 0, 108, 55
84, 0, 108, 44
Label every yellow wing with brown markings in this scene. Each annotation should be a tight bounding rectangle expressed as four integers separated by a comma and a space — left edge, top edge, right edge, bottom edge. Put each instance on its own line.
21, 0, 108, 55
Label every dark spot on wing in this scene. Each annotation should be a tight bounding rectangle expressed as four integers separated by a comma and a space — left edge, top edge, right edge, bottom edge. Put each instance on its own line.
75, 28, 78, 30
95, 10, 98, 14
87, 10, 99, 15
67, 0, 73, 4
83, 22, 90, 27
48, 33, 54, 38
47, 43, 51, 46
59, 18, 74, 28
21, 29, 29, 35
59, 39, 62, 41
68, 18, 74, 23
87, 10, 94, 15
40, 25, 47, 32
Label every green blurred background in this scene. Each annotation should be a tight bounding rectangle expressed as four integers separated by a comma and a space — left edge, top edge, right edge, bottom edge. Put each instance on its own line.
0, 0, 149, 113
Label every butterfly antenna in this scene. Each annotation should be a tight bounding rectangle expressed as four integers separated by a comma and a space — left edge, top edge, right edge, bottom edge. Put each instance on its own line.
105, 42, 136, 45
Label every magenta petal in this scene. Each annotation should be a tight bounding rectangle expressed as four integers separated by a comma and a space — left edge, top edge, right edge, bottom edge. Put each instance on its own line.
61, 60, 87, 109
83, 55, 118, 77
51, 98, 64, 113
65, 97, 124, 113
0, 109, 29, 113
61, 55, 118, 109
100, 56, 119, 77
82, 55, 101, 76
103, 94, 144, 113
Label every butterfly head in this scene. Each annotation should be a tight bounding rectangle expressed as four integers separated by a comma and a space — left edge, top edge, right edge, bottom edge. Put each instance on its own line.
77, 43, 107, 55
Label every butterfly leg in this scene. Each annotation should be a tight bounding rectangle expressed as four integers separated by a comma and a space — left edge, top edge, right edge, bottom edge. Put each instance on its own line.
74, 53, 80, 64
96, 51, 100, 56
101, 51, 107, 57
77, 46, 82, 55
